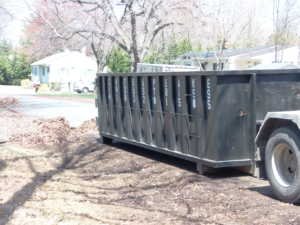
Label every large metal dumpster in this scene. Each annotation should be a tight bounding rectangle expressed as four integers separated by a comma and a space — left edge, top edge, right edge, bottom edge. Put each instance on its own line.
95, 70, 300, 169
96, 70, 300, 203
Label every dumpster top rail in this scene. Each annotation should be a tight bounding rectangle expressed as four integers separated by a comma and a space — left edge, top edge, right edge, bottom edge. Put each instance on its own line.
97, 68, 300, 77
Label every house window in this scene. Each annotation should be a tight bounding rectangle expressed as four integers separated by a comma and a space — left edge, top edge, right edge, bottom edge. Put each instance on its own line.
41, 67, 45, 76
33, 66, 40, 76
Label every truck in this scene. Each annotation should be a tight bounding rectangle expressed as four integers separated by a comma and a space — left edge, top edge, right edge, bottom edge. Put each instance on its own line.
73, 80, 95, 93
95, 69, 300, 203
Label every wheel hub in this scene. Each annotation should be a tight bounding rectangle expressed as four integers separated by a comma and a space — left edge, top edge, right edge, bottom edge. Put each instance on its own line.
272, 143, 297, 187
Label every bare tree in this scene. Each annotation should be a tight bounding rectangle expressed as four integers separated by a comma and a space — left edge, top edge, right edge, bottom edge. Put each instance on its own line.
24, 0, 275, 72
23, 0, 111, 71
273, 0, 300, 62
25, 0, 189, 71
63, 0, 189, 71
0, 2, 13, 38
196, 0, 263, 70
23, 0, 117, 71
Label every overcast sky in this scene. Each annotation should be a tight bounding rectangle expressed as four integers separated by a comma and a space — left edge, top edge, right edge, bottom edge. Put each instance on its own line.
0, 0, 284, 47
2, 0, 36, 45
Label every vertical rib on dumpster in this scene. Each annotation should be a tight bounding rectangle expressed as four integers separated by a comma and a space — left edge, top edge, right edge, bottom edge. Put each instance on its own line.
108, 76, 116, 135
97, 77, 108, 131
123, 76, 133, 139
150, 76, 164, 147
131, 76, 142, 141
140, 76, 152, 144
175, 76, 190, 154
187, 76, 204, 156
114, 77, 124, 137
162, 76, 176, 151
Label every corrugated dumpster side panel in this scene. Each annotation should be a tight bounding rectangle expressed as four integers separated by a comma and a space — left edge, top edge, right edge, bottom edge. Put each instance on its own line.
96, 72, 254, 168
97, 73, 208, 158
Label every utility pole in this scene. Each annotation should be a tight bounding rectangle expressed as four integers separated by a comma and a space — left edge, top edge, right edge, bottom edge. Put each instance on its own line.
273, 0, 280, 63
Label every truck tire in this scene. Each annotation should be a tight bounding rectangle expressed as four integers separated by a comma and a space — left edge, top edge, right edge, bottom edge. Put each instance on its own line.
265, 127, 300, 203
82, 87, 89, 94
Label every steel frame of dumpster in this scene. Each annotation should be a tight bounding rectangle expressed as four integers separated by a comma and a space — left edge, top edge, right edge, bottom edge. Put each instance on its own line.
95, 69, 300, 174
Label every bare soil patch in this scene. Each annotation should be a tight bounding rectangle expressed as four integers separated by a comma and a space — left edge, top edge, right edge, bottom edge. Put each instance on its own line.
9, 117, 71, 148
0, 108, 300, 225
0, 97, 18, 108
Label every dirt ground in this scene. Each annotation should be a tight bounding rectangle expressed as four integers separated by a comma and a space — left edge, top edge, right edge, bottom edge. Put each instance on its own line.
1, 100, 300, 225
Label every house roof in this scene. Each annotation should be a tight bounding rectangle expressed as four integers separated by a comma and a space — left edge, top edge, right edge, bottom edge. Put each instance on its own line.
180, 51, 215, 58
249, 63, 300, 70
31, 50, 97, 69
178, 45, 295, 60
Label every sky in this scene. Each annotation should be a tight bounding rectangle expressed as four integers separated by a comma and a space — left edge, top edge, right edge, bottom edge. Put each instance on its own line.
2, 0, 36, 46
0, 0, 283, 47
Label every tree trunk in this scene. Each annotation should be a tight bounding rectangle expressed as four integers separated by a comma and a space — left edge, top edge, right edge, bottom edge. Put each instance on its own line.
91, 42, 105, 72
130, 10, 140, 72
132, 56, 139, 72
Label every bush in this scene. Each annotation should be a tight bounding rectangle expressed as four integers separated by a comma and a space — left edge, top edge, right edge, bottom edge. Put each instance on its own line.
106, 48, 131, 73
0, 41, 31, 85
144, 38, 199, 64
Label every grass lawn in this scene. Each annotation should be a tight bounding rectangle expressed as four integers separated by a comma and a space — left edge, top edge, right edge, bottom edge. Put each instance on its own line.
37, 92, 95, 100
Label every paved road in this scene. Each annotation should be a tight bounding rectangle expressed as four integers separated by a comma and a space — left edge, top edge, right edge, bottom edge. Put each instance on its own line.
0, 85, 97, 127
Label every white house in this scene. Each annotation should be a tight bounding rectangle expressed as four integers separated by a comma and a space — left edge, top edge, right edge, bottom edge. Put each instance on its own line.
175, 46, 300, 71
228, 46, 300, 70
31, 50, 97, 91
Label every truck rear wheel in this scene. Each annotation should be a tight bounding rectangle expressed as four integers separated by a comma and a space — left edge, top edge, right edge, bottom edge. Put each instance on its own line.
265, 127, 300, 203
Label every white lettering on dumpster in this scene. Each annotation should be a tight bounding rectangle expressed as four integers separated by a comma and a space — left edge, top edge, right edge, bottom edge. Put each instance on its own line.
177, 79, 182, 108
206, 78, 212, 110
164, 78, 168, 106
191, 78, 196, 109
152, 78, 156, 105
141, 79, 145, 105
